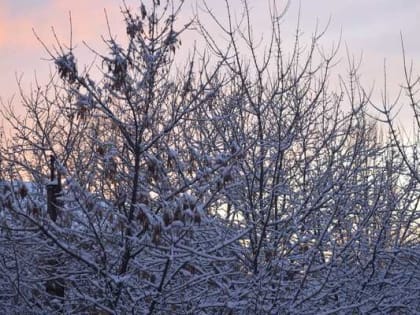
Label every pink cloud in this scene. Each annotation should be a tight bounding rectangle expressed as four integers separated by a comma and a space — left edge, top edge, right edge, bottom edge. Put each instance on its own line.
0, 0, 128, 103
0, 0, 128, 51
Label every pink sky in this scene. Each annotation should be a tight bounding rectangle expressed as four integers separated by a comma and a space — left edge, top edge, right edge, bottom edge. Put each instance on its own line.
1, 0, 419, 125
0, 0, 123, 102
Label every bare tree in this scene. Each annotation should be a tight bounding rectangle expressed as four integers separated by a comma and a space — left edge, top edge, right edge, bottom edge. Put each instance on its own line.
0, 1, 243, 313
372, 36, 419, 184
193, 1, 420, 313
0, 1, 419, 314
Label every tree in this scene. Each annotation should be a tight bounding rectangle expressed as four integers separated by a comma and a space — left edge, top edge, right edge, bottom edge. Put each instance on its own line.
373, 36, 419, 184
192, 2, 419, 313
1, 1, 243, 313
0, 1, 419, 314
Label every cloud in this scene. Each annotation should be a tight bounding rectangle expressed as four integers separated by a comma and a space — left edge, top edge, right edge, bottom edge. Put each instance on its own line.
0, 0, 127, 51
1, 0, 419, 98
0, 0, 164, 101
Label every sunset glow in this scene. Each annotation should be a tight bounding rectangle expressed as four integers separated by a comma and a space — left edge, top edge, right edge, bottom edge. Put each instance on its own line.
1, 0, 420, 120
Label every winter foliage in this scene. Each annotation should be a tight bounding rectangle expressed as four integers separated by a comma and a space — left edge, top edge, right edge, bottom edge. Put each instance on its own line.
0, 1, 419, 314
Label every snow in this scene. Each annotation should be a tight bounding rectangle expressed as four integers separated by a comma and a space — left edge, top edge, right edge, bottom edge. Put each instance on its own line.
0, 1, 418, 313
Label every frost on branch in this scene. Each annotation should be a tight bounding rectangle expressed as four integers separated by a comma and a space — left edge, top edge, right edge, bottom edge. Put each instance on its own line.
0, 0, 419, 314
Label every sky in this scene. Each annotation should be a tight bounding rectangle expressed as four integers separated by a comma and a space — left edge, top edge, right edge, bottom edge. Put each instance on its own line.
1, 0, 419, 124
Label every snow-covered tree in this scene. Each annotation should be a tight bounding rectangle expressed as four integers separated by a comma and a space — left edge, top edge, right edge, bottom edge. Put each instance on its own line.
374, 38, 419, 185
0, 1, 244, 313
0, 1, 418, 314
191, 3, 419, 313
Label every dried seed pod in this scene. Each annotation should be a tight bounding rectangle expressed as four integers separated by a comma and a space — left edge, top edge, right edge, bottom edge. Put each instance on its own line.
137, 191, 150, 206
182, 200, 189, 210
77, 106, 88, 120
137, 208, 147, 224
265, 249, 274, 262
222, 166, 233, 183
19, 185, 28, 198
152, 223, 162, 244
162, 209, 173, 226
174, 206, 184, 222
97, 145, 106, 156
185, 263, 197, 274
141, 3, 147, 20
193, 210, 201, 225
104, 158, 117, 179
55, 53, 77, 83
142, 218, 150, 231
147, 160, 157, 177
140, 271, 150, 281
30, 206, 41, 217
5, 198, 12, 209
